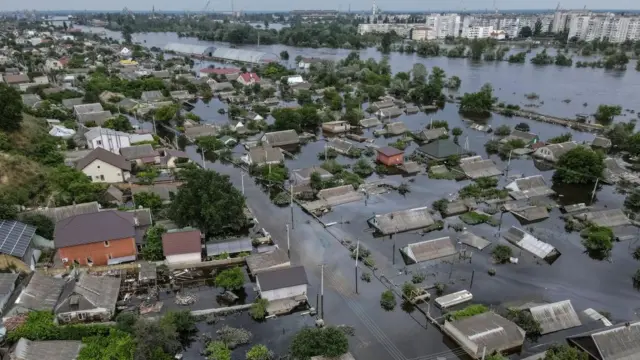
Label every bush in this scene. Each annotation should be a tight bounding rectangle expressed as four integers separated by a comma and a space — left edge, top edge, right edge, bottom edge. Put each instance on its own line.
494, 125, 511, 136
581, 226, 614, 260
446, 304, 488, 321
402, 282, 420, 300
515, 122, 530, 132
459, 211, 492, 225
206, 341, 231, 360
412, 273, 426, 284
250, 298, 268, 321
290, 327, 348, 359
492, 245, 513, 264
380, 290, 397, 310
507, 309, 542, 340
452, 127, 463, 136
215, 267, 245, 291
217, 325, 253, 349
8, 311, 112, 342
435, 282, 446, 296
360, 272, 371, 282
488, 268, 496, 276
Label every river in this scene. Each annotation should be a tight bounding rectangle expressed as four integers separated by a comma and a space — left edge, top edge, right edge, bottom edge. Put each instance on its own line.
77, 25, 640, 120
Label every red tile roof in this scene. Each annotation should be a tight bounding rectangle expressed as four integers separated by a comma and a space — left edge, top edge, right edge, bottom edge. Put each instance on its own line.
239, 72, 260, 83
377, 146, 404, 157
531, 141, 546, 150
162, 230, 202, 256
200, 67, 240, 75
59, 56, 69, 66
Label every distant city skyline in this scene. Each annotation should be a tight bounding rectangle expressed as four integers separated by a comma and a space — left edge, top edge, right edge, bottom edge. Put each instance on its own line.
1, 0, 640, 12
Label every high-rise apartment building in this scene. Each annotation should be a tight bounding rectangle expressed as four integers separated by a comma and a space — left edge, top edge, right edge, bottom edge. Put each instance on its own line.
425, 13, 462, 38
567, 14, 640, 42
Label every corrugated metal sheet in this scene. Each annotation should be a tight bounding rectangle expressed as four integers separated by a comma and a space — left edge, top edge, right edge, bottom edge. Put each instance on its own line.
529, 300, 582, 334
211, 47, 272, 63
504, 227, 558, 260
435, 290, 473, 308
403, 236, 457, 263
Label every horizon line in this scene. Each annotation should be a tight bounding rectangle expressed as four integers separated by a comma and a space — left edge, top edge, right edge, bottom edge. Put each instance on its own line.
3, 8, 640, 13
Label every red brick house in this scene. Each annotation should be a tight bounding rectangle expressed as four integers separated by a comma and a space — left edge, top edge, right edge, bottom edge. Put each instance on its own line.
376, 146, 404, 166
54, 211, 138, 266
237, 72, 261, 86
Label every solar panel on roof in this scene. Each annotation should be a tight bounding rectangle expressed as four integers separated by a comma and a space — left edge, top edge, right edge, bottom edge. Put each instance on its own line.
0, 220, 36, 258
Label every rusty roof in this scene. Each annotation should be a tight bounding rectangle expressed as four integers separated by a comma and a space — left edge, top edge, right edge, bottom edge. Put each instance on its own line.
162, 229, 202, 256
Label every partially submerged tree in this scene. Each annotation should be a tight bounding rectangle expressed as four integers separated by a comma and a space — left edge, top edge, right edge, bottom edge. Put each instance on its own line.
544, 343, 589, 360
380, 290, 397, 310
290, 327, 349, 360
215, 267, 245, 291
582, 226, 614, 260
552, 147, 604, 185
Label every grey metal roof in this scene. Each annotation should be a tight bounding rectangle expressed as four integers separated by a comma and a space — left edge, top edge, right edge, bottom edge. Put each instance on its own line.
15, 273, 66, 311
211, 47, 271, 63
511, 206, 549, 222
503, 227, 558, 260
263, 130, 299, 147
417, 127, 448, 141
0, 220, 36, 258
246, 249, 290, 274
327, 138, 354, 154
293, 166, 332, 182
21, 202, 101, 223
21, 94, 42, 108
13, 338, 83, 360
445, 312, 525, 357
62, 97, 84, 109
76, 147, 131, 171
140, 90, 164, 102
77, 111, 113, 125
0, 273, 18, 297
132, 184, 179, 201
119, 144, 158, 160
83, 127, 129, 141
459, 156, 502, 179
592, 136, 612, 148
164, 43, 215, 55
458, 231, 491, 250
206, 238, 252, 256
74, 103, 103, 114
184, 125, 218, 139
369, 207, 435, 235
54, 211, 135, 248
403, 236, 457, 263
257, 265, 307, 291
359, 117, 381, 128
568, 321, 640, 360
576, 209, 630, 228
248, 145, 284, 164
417, 140, 469, 160
528, 300, 582, 334
385, 121, 409, 135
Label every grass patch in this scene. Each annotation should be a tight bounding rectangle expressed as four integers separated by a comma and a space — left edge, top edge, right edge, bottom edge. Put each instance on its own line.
446, 304, 488, 321
459, 212, 498, 226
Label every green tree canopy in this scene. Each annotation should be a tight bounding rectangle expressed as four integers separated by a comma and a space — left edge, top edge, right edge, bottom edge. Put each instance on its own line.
206, 341, 231, 360
246, 344, 273, 360
134, 191, 163, 215
582, 226, 614, 260
141, 225, 166, 261
133, 318, 180, 360
19, 213, 54, 239
624, 189, 640, 213
169, 168, 246, 237
104, 115, 134, 132
552, 146, 604, 185
459, 83, 494, 116
595, 105, 622, 123
0, 83, 23, 132
290, 327, 349, 360
78, 329, 135, 360
48, 166, 104, 206
215, 267, 245, 291
544, 344, 589, 360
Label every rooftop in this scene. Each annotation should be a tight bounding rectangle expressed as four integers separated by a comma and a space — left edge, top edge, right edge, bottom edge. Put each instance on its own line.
359, 117, 382, 128
56, 273, 121, 315
576, 209, 630, 228
206, 238, 252, 256
76, 147, 131, 171
73, 103, 103, 114
162, 229, 202, 256
369, 207, 435, 235
402, 236, 457, 264
377, 146, 404, 157
417, 139, 469, 160
458, 231, 491, 250
0, 220, 36, 258
568, 321, 640, 360
445, 312, 525, 358
54, 211, 136, 248
13, 273, 66, 312
246, 249, 290, 274
528, 300, 582, 335
459, 156, 502, 179
13, 338, 83, 360
120, 144, 158, 160
0, 273, 19, 297
263, 130, 299, 147
257, 265, 308, 292
503, 226, 559, 260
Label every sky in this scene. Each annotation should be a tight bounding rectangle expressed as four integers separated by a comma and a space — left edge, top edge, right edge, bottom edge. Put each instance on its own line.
1, 0, 638, 12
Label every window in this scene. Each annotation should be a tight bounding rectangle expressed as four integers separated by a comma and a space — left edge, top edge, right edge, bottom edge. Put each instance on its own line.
77, 312, 85, 320
96, 140, 102, 145
100, 175, 105, 181
104, 240, 110, 247
97, 165, 100, 169
107, 253, 112, 260
87, 257, 93, 265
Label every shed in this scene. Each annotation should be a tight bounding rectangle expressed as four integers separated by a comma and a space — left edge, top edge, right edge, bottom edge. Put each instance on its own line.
368, 207, 435, 235
458, 231, 491, 250
327, 138, 355, 155
575, 209, 630, 228
184, 125, 218, 139
0, 273, 19, 313
510, 206, 549, 222
591, 136, 612, 149
415, 127, 448, 142
206, 238, 252, 257
162, 229, 202, 264
401, 236, 457, 264
262, 130, 300, 147
562, 203, 589, 214
416, 140, 470, 161
376, 146, 404, 166
371, 100, 394, 111
459, 156, 502, 179
12, 338, 83, 360
399, 161, 421, 175
246, 249, 291, 275
527, 300, 582, 334
9, 273, 65, 315
443, 312, 525, 359
292, 166, 333, 184
359, 117, 382, 128
256, 266, 308, 302
404, 105, 420, 114
435, 290, 473, 309
503, 227, 559, 261
245, 145, 284, 166
377, 107, 404, 119
322, 121, 351, 134
506, 175, 555, 200
567, 321, 640, 360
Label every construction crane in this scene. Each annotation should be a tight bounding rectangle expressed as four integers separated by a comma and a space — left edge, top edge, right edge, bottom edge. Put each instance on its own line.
202, 0, 211, 14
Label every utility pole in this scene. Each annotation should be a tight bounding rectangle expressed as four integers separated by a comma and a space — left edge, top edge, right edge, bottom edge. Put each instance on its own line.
481, 346, 487, 360
201, 149, 206, 169
241, 172, 246, 195
355, 239, 360, 294
290, 183, 294, 229
470, 270, 475, 289
320, 264, 325, 319
286, 223, 290, 257
392, 233, 396, 265
590, 177, 599, 204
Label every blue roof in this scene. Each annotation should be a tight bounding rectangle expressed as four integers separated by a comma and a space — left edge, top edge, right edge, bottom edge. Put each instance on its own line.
0, 220, 36, 258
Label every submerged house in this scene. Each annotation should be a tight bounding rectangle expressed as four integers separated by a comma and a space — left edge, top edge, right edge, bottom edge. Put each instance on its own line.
55, 273, 121, 323
414, 127, 448, 143
401, 236, 457, 264
416, 140, 471, 161
503, 226, 560, 262
261, 130, 300, 148
505, 175, 555, 200
567, 320, 640, 360
526, 300, 581, 335
368, 207, 435, 235
459, 156, 501, 179
532, 141, 578, 163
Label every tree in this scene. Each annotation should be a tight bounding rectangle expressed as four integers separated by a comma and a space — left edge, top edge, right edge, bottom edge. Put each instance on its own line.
380, 32, 393, 53
552, 146, 604, 185
519, 26, 533, 38
0, 83, 23, 132
515, 122, 530, 132
134, 191, 163, 214
411, 63, 427, 83
48, 166, 104, 206
19, 213, 54, 239
133, 318, 181, 360
206, 341, 231, 360
494, 125, 511, 136
309, 172, 324, 192
161, 310, 196, 341
78, 329, 135, 360
544, 344, 588, 360
459, 83, 494, 116
290, 327, 349, 360
215, 267, 245, 291
62, 21, 68, 31
582, 226, 614, 260
492, 245, 513, 264
154, 104, 179, 122
141, 225, 166, 261
625, 189, 640, 213
250, 298, 269, 320
380, 290, 397, 310
122, 24, 134, 44
246, 344, 273, 360
0, 200, 17, 220
534, 19, 543, 36
104, 115, 133, 132
115, 312, 138, 333
507, 309, 542, 341
594, 104, 622, 123
169, 168, 246, 237
279, 51, 289, 60
352, 158, 374, 178
633, 246, 640, 261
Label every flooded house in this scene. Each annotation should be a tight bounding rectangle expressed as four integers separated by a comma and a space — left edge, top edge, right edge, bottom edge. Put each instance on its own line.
384, 121, 409, 136
370, 100, 395, 111
261, 130, 300, 148
140, 90, 165, 103
184, 125, 219, 140
505, 175, 555, 200
574, 209, 630, 228
525, 300, 581, 335
591, 136, 612, 150
459, 156, 502, 179
567, 320, 640, 360
206, 238, 252, 259
292, 166, 333, 184
246, 249, 291, 275
376, 146, 404, 166
503, 226, 560, 262
414, 127, 448, 143
321, 120, 351, 134
359, 117, 382, 128
532, 141, 578, 163
368, 207, 435, 235
243, 145, 285, 166
401, 236, 457, 264
404, 105, 420, 114
443, 312, 525, 359
416, 139, 471, 161
170, 90, 194, 101
499, 130, 539, 146
327, 138, 357, 155
458, 231, 491, 250
256, 265, 308, 315
376, 107, 404, 120
55, 273, 121, 324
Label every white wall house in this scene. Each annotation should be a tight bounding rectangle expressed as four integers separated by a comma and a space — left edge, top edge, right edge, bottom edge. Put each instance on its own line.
532, 142, 578, 163
84, 127, 131, 154
75, 148, 131, 183
162, 229, 202, 265
286, 75, 304, 85
45, 58, 63, 72
256, 266, 308, 302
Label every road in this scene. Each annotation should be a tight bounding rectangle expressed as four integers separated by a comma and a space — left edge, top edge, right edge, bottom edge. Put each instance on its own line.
191, 152, 462, 360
